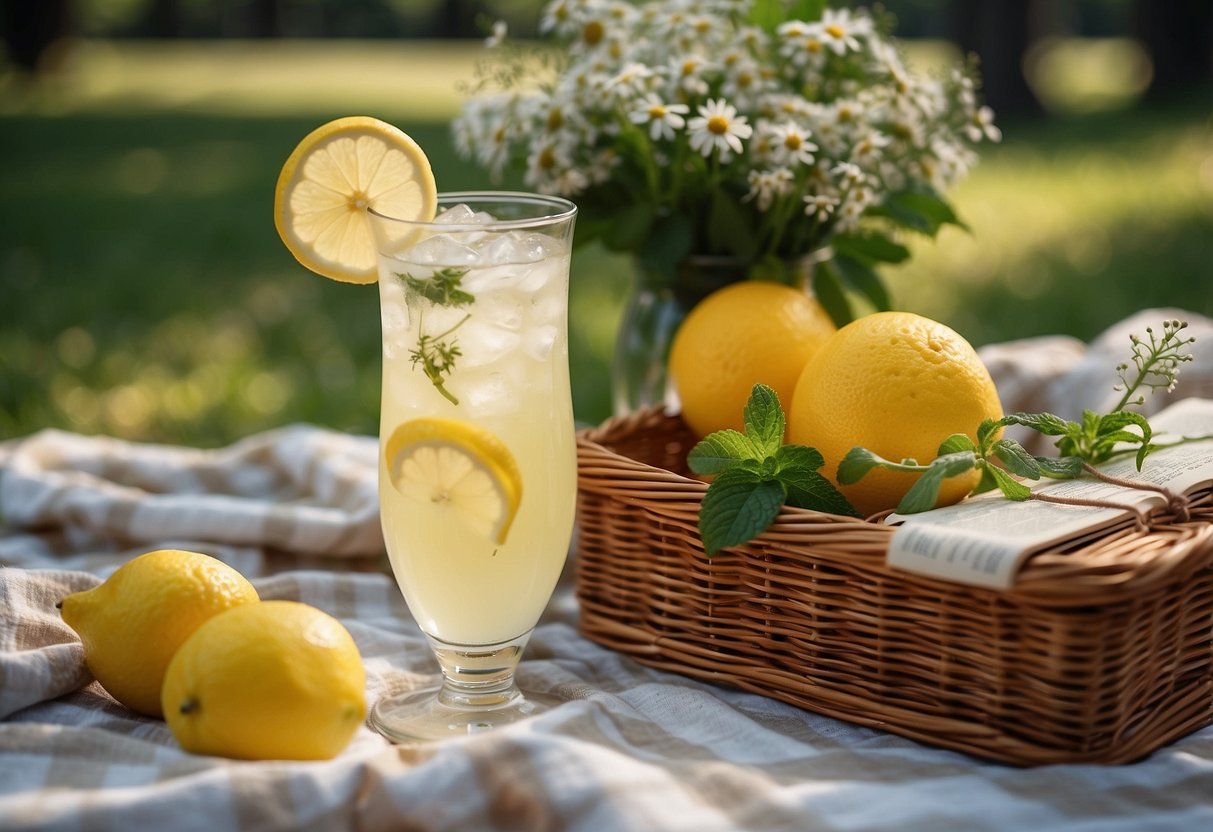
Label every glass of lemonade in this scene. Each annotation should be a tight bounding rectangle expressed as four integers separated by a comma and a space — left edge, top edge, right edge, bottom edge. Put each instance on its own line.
367, 192, 578, 741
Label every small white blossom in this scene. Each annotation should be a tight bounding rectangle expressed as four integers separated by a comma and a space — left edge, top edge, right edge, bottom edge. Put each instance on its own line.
850, 130, 891, 166
967, 105, 1002, 143
804, 193, 840, 223
687, 98, 753, 160
485, 20, 508, 48
745, 167, 794, 211
607, 62, 657, 98
629, 94, 690, 141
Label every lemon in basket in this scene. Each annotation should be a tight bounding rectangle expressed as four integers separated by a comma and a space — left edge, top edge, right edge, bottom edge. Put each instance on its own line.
787, 311, 1003, 516
670, 281, 836, 438
59, 549, 260, 717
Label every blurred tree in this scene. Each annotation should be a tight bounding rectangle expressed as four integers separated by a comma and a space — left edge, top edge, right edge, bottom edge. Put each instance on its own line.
0, 0, 72, 71
1133, 0, 1213, 102
436, 0, 490, 38
951, 0, 1046, 117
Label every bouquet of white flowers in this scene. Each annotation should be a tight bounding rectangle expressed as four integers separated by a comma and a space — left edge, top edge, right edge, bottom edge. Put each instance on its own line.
453, 0, 999, 324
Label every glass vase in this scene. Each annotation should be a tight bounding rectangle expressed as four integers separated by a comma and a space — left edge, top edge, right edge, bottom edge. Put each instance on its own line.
610, 254, 823, 416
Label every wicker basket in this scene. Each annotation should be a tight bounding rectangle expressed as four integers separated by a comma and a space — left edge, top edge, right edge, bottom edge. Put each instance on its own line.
574, 406, 1213, 766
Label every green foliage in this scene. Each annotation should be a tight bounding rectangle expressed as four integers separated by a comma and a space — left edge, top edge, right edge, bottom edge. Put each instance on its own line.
688, 384, 858, 556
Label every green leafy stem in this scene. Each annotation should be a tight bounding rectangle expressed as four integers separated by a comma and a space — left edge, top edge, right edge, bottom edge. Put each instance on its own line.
840, 319, 1206, 518
687, 384, 858, 556
398, 267, 474, 405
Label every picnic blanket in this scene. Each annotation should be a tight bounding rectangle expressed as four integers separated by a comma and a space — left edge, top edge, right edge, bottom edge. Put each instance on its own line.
2, 308, 1213, 832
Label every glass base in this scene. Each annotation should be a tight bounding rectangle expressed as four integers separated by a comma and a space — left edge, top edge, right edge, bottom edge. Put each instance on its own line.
370, 631, 559, 742
370, 684, 561, 742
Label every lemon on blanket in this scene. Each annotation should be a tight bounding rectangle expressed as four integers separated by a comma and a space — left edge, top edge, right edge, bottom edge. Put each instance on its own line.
162, 601, 367, 761
59, 549, 260, 717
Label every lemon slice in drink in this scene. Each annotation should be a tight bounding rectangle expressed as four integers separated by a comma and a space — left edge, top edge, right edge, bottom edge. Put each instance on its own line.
274, 116, 437, 284
385, 418, 523, 545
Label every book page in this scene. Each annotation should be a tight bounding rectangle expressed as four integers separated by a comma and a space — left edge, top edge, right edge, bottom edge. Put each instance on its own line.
884, 397, 1213, 589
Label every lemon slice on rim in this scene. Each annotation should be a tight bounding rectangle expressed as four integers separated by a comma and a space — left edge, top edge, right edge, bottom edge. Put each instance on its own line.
384, 418, 523, 545
274, 116, 438, 284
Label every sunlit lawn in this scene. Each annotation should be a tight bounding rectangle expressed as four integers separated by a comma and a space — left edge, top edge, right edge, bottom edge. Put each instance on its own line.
1, 40, 1210, 447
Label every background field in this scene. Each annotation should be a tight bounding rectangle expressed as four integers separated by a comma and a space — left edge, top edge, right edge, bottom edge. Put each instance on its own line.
1, 39, 1210, 446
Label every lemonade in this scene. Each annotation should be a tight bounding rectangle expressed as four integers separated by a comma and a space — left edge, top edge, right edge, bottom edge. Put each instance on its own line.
274, 117, 579, 739
375, 197, 577, 646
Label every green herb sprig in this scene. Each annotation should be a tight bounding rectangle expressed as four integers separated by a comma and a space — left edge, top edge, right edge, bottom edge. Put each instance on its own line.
409, 313, 469, 406
400, 267, 475, 308
840, 319, 1205, 514
688, 384, 858, 556
398, 267, 475, 405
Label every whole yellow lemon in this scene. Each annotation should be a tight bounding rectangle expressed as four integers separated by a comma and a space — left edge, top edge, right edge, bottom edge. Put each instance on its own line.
59, 549, 259, 717
162, 600, 367, 761
787, 311, 1003, 516
669, 280, 836, 438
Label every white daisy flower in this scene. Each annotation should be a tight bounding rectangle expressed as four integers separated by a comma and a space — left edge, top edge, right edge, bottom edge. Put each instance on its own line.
850, 131, 891, 166
687, 98, 753, 160
770, 122, 818, 167
818, 8, 873, 55
608, 62, 656, 98
629, 94, 690, 141
667, 54, 712, 97
804, 193, 840, 223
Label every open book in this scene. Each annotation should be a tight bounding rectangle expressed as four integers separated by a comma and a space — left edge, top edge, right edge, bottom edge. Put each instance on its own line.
885, 397, 1213, 589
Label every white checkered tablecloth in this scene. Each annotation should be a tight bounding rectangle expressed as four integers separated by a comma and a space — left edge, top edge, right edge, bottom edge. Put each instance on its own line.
2, 308, 1212, 831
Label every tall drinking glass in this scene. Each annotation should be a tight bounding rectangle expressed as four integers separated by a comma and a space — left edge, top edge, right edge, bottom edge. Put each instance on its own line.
367, 192, 578, 741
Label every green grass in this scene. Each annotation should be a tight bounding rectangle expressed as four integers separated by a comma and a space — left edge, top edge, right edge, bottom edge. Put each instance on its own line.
1, 40, 1210, 446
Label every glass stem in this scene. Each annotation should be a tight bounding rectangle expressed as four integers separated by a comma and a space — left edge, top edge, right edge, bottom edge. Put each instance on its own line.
428, 632, 531, 710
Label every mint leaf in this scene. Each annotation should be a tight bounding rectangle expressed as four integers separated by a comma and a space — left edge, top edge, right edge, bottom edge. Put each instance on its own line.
894, 452, 977, 514
988, 466, 1032, 501
773, 443, 823, 473
399, 267, 474, 307
1035, 455, 1083, 478
743, 384, 785, 456
972, 465, 1000, 494
938, 433, 976, 455
837, 446, 885, 485
699, 469, 787, 556
780, 468, 861, 517
999, 411, 1071, 437
688, 430, 757, 475
992, 439, 1041, 479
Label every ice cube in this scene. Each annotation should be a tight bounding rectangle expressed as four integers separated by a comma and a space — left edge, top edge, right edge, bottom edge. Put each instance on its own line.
458, 318, 523, 367
459, 263, 517, 294
433, 203, 477, 225
484, 299, 525, 331
482, 231, 551, 266
402, 236, 481, 267
464, 372, 518, 415
530, 291, 566, 325
380, 300, 410, 333
523, 325, 560, 362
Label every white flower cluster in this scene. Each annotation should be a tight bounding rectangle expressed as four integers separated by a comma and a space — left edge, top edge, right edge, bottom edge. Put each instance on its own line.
453, 0, 998, 259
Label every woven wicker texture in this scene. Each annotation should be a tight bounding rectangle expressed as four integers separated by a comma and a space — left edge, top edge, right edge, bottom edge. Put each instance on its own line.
574, 406, 1213, 766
